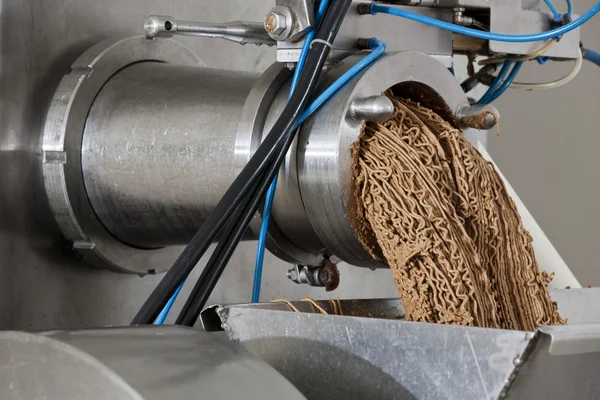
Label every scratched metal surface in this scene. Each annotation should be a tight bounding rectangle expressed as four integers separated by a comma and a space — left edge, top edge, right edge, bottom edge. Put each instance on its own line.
214, 306, 533, 400
0, 0, 400, 330
206, 290, 600, 400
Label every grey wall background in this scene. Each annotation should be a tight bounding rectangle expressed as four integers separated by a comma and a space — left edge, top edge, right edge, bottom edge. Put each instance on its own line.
487, 0, 600, 286
0, 0, 596, 331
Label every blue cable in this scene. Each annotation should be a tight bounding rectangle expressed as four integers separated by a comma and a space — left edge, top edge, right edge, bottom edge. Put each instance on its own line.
300, 40, 387, 120
544, 0, 563, 21
154, 280, 185, 325
369, 2, 600, 42
537, 56, 550, 64
477, 62, 513, 104
583, 48, 600, 67
251, 39, 386, 302
252, 0, 330, 303
567, 0, 574, 18
488, 61, 525, 103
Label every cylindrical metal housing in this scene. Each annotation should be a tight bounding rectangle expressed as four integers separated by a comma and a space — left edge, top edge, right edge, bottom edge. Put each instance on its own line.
82, 62, 259, 248
52, 39, 476, 272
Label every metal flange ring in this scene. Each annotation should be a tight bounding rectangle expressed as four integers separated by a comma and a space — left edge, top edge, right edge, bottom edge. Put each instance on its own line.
42, 36, 204, 275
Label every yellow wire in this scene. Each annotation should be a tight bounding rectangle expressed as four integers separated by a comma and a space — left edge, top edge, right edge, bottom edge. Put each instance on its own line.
478, 39, 557, 65
272, 299, 301, 312
302, 297, 329, 314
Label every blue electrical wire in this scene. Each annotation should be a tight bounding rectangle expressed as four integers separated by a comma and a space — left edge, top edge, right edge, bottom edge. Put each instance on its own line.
544, 0, 563, 21
252, 0, 330, 303
154, 280, 185, 324
583, 48, 600, 67
487, 61, 524, 103
291, 0, 331, 90
300, 39, 386, 119
477, 0, 573, 103
566, 0, 574, 18
251, 39, 387, 302
368, 2, 600, 42
477, 62, 513, 104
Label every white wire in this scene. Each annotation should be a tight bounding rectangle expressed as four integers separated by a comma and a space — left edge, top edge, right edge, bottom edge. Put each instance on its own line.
509, 49, 583, 90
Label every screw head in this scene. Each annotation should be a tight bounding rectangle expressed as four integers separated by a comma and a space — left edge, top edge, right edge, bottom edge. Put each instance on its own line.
265, 11, 287, 35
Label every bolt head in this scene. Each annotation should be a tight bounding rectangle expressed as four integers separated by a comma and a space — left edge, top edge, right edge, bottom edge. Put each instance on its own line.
265, 11, 287, 35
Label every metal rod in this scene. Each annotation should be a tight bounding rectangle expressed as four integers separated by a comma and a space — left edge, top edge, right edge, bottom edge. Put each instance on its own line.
144, 15, 276, 46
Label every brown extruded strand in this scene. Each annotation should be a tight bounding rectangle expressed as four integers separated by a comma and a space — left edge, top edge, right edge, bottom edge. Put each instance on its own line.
353, 93, 565, 331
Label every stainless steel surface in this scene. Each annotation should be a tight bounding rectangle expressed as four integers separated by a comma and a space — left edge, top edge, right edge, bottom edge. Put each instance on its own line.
254, 78, 328, 264
298, 51, 476, 268
204, 289, 600, 400
211, 302, 533, 399
0, 326, 306, 400
2, 0, 349, 331
201, 297, 406, 331
70, 41, 473, 271
552, 288, 600, 324
233, 63, 325, 266
82, 62, 259, 250
277, 2, 454, 64
347, 95, 395, 122
42, 36, 202, 275
145, 15, 276, 45
456, 103, 500, 130
418, 0, 578, 58
272, 0, 314, 42
506, 325, 600, 399
3, 0, 592, 337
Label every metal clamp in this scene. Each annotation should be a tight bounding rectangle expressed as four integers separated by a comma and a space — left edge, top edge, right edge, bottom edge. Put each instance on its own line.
42, 36, 203, 275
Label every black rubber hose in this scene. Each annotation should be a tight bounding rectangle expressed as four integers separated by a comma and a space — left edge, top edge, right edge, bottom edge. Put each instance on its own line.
176, 130, 298, 326
175, 190, 258, 326
131, 0, 353, 325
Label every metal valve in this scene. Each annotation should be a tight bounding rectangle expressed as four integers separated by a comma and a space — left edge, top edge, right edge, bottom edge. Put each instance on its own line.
287, 260, 340, 291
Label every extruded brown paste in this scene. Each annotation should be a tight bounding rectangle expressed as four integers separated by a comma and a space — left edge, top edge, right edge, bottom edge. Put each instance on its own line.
352, 94, 565, 331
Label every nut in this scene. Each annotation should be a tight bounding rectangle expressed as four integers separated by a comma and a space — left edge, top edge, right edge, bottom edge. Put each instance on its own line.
265, 11, 287, 35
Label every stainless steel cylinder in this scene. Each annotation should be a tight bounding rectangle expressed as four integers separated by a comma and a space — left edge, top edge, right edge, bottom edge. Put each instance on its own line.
82, 63, 259, 248
46, 36, 478, 273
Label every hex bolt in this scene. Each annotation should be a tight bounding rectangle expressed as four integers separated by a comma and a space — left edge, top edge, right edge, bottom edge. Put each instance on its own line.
264, 6, 294, 41
265, 11, 286, 34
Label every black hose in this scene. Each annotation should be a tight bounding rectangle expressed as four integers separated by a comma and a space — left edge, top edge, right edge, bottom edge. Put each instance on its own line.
176, 129, 298, 326
131, 0, 353, 325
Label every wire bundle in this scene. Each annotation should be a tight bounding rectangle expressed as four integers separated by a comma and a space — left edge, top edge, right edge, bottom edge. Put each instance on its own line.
134, 0, 354, 326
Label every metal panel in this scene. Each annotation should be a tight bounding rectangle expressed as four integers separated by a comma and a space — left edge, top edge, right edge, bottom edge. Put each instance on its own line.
0, 0, 281, 330
203, 289, 600, 400
213, 306, 533, 399
277, 3, 454, 64
0, 326, 306, 400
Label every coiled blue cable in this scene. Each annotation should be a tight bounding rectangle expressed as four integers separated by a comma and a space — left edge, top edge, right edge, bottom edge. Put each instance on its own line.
369, 2, 600, 42
477, 62, 513, 104
251, 39, 387, 302
252, 0, 330, 303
